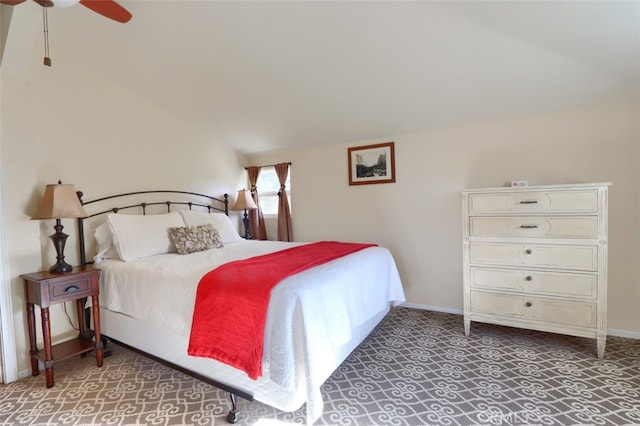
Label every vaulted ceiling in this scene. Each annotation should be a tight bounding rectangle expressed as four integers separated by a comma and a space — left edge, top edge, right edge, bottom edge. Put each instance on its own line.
3, 1, 639, 154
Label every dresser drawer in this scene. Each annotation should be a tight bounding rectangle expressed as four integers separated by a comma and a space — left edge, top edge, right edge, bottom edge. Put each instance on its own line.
469, 242, 598, 271
470, 291, 597, 328
470, 267, 597, 299
48, 276, 92, 303
469, 216, 599, 239
468, 189, 598, 214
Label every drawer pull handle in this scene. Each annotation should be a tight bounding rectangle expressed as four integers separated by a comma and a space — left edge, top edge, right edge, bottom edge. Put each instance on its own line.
520, 225, 538, 229
525, 249, 533, 255
525, 302, 532, 308
64, 285, 79, 293
525, 275, 533, 281
519, 200, 538, 204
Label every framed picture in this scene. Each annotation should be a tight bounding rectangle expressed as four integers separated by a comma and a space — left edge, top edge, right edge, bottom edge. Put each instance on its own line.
348, 141, 396, 185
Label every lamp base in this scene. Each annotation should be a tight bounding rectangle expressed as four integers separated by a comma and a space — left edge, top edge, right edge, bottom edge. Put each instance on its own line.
49, 261, 73, 273
49, 219, 72, 273
242, 210, 253, 240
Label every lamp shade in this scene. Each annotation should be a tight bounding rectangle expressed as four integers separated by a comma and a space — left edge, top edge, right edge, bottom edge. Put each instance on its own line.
232, 189, 257, 211
31, 181, 88, 220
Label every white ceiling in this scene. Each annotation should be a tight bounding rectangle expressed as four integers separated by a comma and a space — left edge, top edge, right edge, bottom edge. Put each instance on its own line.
5, 0, 640, 154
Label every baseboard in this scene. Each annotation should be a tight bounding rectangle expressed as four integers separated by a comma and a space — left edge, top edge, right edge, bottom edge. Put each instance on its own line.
17, 368, 32, 381
399, 303, 640, 340
400, 302, 463, 316
607, 328, 640, 340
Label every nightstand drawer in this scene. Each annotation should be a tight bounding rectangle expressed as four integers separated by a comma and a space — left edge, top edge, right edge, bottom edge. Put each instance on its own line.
48, 276, 92, 302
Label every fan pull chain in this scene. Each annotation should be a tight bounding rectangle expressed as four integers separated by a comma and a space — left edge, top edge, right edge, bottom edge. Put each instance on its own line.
42, 6, 51, 66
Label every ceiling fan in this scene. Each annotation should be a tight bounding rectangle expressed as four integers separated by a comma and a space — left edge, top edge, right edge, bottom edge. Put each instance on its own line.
0, 0, 132, 23
1, 0, 131, 66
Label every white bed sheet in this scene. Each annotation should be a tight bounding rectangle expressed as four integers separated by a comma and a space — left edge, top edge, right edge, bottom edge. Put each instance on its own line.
97, 240, 406, 422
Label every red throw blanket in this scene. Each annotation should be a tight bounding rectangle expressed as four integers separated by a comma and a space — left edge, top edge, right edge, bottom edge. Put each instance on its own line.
187, 241, 376, 379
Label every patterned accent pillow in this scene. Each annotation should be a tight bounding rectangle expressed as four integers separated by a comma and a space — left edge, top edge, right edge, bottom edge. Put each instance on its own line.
169, 224, 224, 255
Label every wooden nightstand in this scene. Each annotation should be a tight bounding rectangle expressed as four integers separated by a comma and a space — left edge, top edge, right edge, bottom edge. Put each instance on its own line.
20, 266, 103, 388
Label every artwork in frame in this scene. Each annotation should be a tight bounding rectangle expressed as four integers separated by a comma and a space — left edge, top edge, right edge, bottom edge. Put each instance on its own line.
348, 142, 396, 185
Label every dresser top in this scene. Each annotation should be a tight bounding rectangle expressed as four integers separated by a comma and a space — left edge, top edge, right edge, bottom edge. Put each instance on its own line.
463, 182, 612, 193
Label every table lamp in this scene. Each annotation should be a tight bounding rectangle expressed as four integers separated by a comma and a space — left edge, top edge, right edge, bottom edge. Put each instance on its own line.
31, 180, 88, 273
232, 189, 258, 239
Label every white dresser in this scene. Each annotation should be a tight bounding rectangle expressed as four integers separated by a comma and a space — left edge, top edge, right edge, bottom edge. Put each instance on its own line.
462, 183, 610, 358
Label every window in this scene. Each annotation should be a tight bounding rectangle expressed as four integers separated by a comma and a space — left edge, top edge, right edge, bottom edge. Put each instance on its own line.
256, 166, 291, 216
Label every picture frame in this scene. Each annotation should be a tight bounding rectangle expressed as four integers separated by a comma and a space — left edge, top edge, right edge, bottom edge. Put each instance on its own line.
348, 141, 396, 185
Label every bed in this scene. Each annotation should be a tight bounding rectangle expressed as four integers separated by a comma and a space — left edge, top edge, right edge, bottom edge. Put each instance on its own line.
76, 190, 406, 424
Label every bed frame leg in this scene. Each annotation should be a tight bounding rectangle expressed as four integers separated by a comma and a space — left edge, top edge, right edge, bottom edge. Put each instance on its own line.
226, 393, 238, 423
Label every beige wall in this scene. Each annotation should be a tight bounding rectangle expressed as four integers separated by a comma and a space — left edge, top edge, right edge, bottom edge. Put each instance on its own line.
1, 52, 247, 378
247, 104, 640, 336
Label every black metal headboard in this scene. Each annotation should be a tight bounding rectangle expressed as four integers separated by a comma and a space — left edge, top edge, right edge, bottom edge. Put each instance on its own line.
76, 190, 229, 267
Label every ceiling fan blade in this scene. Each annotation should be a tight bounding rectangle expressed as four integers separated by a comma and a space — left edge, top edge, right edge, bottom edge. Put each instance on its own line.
78, 0, 131, 23
0, 0, 27, 5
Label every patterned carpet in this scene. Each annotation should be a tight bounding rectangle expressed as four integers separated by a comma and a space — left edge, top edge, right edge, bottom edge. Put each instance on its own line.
1, 308, 639, 425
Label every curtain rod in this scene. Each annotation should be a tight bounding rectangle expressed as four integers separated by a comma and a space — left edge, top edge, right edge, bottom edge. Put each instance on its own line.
244, 162, 291, 170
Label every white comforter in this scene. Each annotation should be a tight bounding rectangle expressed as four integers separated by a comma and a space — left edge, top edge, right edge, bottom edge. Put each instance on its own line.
97, 240, 405, 421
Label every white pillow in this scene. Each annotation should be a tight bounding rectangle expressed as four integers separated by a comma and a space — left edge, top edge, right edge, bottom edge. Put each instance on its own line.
179, 210, 243, 244
106, 212, 186, 262
93, 222, 119, 263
